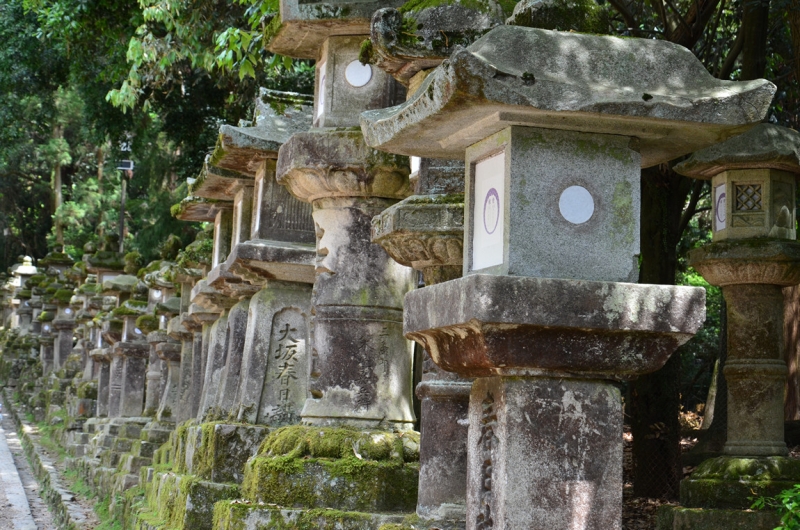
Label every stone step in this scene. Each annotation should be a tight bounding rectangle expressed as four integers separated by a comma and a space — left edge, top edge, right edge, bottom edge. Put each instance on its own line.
213, 502, 409, 530
132, 440, 158, 458
120, 454, 152, 475
66, 443, 87, 457
179, 423, 268, 484
657, 506, 779, 530
138, 472, 240, 530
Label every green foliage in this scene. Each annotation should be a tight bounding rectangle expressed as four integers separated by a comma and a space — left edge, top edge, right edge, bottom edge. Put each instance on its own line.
752, 484, 800, 530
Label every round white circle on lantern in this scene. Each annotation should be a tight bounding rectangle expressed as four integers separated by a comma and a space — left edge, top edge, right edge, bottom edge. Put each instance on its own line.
559, 186, 594, 225
65, 308, 72, 315
345, 61, 372, 87
135, 328, 142, 335
152, 290, 162, 299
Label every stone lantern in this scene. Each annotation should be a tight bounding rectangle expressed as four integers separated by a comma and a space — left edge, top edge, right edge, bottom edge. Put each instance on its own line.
268, 0, 417, 431
664, 124, 800, 529
361, 25, 774, 529
206, 90, 317, 425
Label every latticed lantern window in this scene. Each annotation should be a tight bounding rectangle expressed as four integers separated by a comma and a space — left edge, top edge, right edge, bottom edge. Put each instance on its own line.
735, 184, 762, 211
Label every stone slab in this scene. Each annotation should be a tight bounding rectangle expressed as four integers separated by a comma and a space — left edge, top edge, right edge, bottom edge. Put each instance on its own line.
675, 123, 800, 179
467, 376, 622, 530
657, 506, 780, 530
360, 26, 776, 167
211, 90, 313, 176
267, 0, 406, 59
222, 239, 316, 285
404, 274, 705, 379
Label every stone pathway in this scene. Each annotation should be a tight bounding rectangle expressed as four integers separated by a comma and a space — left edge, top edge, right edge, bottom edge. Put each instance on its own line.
0, 406, 58, 530
0, 405, 41, 530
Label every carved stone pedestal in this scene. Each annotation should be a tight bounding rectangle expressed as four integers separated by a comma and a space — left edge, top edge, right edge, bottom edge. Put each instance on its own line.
406, 275, 705, 530
277, 129, 416, 429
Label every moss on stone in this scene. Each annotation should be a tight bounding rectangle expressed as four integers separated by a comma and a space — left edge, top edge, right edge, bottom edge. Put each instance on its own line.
507, 0, 609, 33
359, 39, 374, 65
86, 251, 125, 271
404, 193, 464, 205
399, 0, 516, 16
76, 381, 98, 399
53, 289, 75, 304
214, 501, 398, 530
136, 314, 160, 334
241, 426, 420, 513
111, 300, 148, 317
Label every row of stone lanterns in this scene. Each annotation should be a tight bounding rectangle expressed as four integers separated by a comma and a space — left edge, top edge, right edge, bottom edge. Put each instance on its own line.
0, 0, 794, 528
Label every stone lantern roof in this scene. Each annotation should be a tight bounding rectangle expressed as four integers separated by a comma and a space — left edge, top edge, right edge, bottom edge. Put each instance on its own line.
360, 25, 776, 167
210, 89, 314, 177
266, 0, 406, 58
171, 196, 231, 222
674, 123, 800, 179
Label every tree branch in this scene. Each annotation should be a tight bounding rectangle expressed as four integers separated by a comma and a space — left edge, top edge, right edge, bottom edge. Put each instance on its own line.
678, 179, 706, 238
718, 25, 744, 79
607, 0, 639, 32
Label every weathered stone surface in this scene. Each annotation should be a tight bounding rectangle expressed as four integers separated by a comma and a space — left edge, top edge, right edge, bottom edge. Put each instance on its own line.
277, 129, 412, 202
415, 380, 471, 521
705, 169, 796, 241
690, 239, 800, 287
250, 160, 315, 245
190, 280, 236, 313
183, 423, 268, 484
675, 123, 800, 179
116, 341, 149, 418
681, 456, 800, 509
206, 263, 261, 300
360, 26, 775, 167
223, 239, 316, 285
692, 241, 800, 457
214, 298, 251, 415
314, 35, 405, 128
369, 5, 501, 85
414, 157, 465, 195
506, 0, 606, 31
267, 0, 406, 59
467, 376, 622, 530
191, 164, 252, 201
235, 282, 312, 425
212, 89, 314, 176
242, 425, 420, 512
657, 506, 780, 530
404, 274, 706, 379
173, 197, 232, 222
214, 503, 407, 529
301, 197, 416, 428
372, 194, 464, 285
155, 341, 182, 421
212, 209, 234, 269
197, 309, 230, 420
464, 126, 641, 281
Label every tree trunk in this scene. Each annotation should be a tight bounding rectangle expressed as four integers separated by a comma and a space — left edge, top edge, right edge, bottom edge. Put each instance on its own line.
52, 125, 64, 246
740, 0, 771, 80
630, 166, 695, 499
789, 1, 800, 84
97, 146, 105, 240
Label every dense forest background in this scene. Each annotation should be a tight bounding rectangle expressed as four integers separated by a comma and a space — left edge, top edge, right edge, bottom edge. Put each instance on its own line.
0, 0, 798, 501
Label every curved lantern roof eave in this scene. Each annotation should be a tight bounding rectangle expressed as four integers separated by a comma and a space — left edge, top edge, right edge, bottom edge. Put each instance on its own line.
359, 25, 776, 168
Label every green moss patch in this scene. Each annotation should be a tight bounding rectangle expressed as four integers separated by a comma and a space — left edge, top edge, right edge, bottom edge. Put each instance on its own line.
214, 501, 405, 530
136, 314, 159, 334
241, 426, 420, 513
